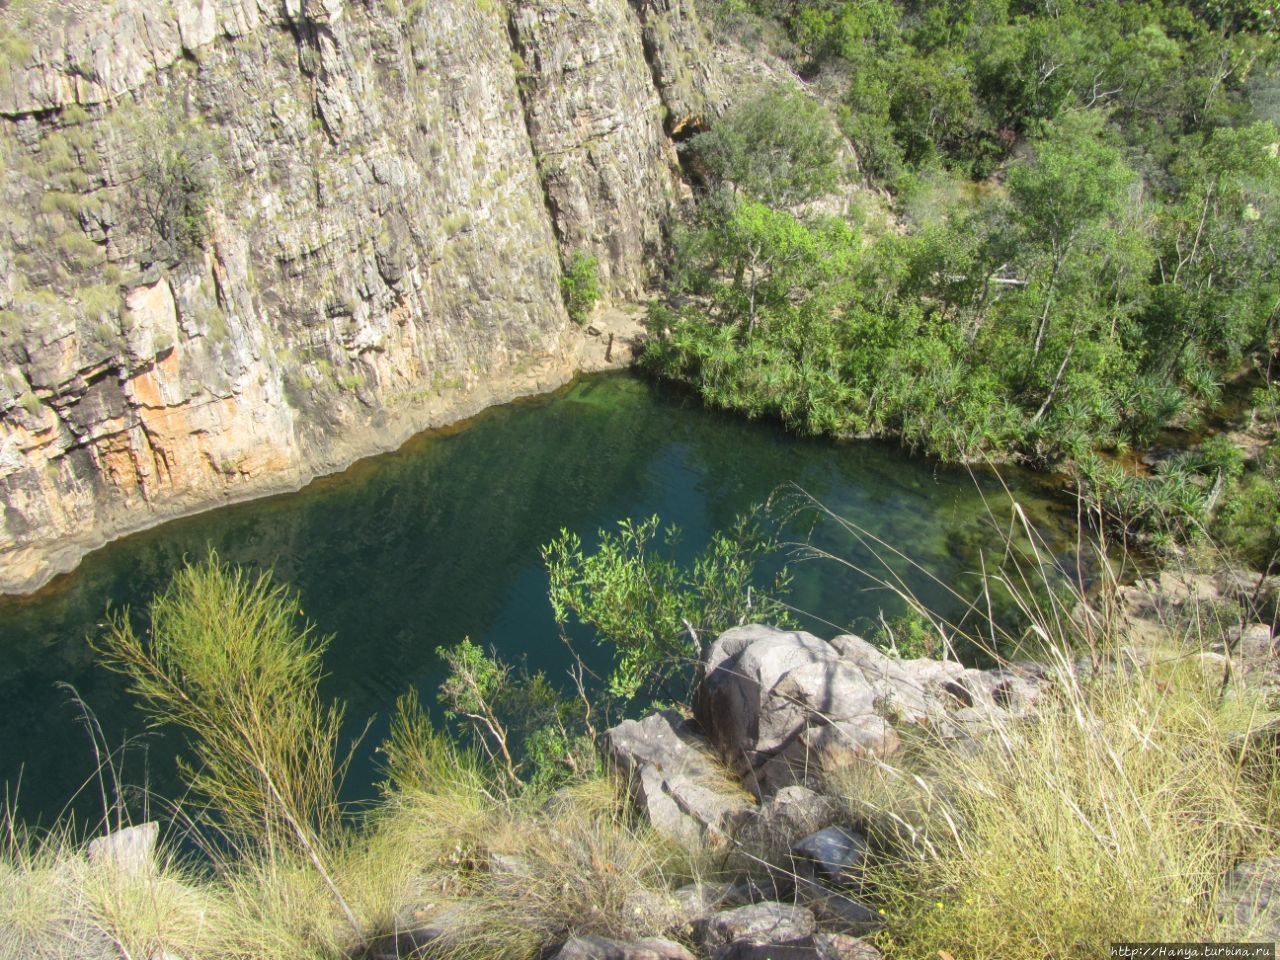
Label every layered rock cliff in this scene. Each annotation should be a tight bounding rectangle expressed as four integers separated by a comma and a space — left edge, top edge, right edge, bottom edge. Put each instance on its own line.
0, 0, 725, 593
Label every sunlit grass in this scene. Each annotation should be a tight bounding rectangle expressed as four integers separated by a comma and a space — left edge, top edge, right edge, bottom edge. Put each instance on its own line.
846, 659, 1279, 958
1, 820, 233, 960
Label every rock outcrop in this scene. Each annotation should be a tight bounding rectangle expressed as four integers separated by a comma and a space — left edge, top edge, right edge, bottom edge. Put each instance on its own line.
604, 708, 754, 846
0, 0, 722, 593
694, 624, 1045, 795
608, 624, 1048, 834
600, 624, 1051, 960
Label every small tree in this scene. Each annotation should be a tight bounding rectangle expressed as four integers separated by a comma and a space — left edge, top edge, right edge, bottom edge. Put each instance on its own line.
140, 133, 213, 260
561, 250, 602, 325
689, 87, 844, 205
543, 509, 792, 702
436, 638, 597, 792
96, 551, 359, 934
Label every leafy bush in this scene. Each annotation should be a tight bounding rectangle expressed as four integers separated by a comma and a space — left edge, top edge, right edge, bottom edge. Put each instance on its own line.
560, 250, 601, 325
434, 639, 597, 792
1212, 441, 1280, 572
139, 135, 213, 260
689, 86, 845, 204
665, 0, 1280, 473
544, 509, 793, 701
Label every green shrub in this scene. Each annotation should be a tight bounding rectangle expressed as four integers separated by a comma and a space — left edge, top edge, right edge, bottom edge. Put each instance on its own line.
434, 639, 596, 792
139, 137, 213, 260
95, 551, 359, 934
560, 250, 601, 325
689, 86, 844, 204
543, 509, 792, 701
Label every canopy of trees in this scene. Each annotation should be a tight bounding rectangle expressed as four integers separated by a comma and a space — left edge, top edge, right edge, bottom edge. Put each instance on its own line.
649, 0, 1279, 465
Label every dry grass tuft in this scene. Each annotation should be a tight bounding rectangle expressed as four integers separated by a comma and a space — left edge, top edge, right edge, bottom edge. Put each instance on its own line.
836, 638, 1280, 958
1, 822, 233, 960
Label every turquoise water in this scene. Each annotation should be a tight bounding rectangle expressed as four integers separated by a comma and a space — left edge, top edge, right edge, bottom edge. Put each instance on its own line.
0, 372, 1074, 827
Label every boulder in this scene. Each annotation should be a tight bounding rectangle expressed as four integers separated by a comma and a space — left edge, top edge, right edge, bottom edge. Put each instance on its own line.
1233, 623, 1275, 661
694, 902, 816, 954
87, 821, 158, 878
604, 709, 753, 845
798, 884, 884, 937
736, 786, 839, 859
362, 924, 450, 960
697, 625, 1044, 793
551, 936, 696, 960
812, 933, 881, 960
791, 826, 868, 887
1218, 857, 1280, 940
672, 881, 738, 924
715, 932, 881, 960
697, 626, 898, 785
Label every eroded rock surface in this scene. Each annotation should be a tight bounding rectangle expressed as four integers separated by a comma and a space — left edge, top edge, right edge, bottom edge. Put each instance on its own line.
604, 708, 753, 845
695, 624, 1046, 794
0, 0, 713, 592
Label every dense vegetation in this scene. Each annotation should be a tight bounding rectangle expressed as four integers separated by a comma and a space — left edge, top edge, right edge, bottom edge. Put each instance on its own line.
647, 0, 1279, 475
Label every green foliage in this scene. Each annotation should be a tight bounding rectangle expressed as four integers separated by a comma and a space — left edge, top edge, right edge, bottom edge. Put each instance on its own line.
435, 638, 596, 792
1212, 438, 1280, 571
1075, 433, 1251, 553
543, 509, 792, 701
689, 87, 845, 204
379, 689, 488, 797
140, 135, 213, 260
96, 552, 346, 854
561, 250, 601, 325
646, 35, 1278, 473
869, 608, 941, 660
95, 551, 361, 933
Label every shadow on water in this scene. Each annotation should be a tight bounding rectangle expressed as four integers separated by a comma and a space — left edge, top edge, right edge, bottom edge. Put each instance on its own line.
0, 371, 1077, 827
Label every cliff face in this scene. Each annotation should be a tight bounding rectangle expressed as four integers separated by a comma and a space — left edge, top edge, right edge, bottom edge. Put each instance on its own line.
0, 0, 724, 593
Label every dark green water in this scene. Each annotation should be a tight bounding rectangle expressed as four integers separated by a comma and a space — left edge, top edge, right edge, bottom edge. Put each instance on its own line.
0, 372, 1074, 828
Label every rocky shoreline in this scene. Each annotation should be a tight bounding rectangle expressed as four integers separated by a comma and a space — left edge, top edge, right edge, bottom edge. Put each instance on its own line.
1, 309, 645, 595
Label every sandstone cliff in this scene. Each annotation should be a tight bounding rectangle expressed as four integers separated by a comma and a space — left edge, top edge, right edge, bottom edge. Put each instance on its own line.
0, 0, 725, 593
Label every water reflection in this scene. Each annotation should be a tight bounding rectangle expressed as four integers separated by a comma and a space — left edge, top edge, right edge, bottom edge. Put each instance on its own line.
0, 372, 1075, 826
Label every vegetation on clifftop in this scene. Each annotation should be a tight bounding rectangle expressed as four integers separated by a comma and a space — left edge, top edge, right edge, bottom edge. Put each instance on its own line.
648, 0, 1279, 470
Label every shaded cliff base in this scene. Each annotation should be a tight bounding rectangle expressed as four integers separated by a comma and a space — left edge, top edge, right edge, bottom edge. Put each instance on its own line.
5, 308, 646, 597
